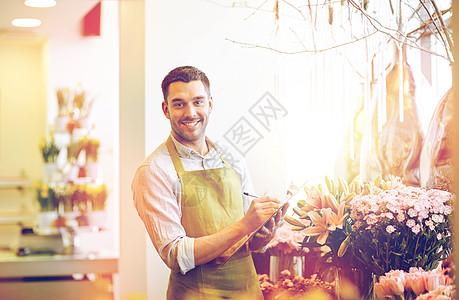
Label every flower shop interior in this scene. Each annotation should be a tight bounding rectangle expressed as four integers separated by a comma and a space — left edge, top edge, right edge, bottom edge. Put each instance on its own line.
0, 0, 458, 300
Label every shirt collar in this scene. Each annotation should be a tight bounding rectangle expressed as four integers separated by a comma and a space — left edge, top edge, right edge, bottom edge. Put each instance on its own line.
169, 134, 219, 159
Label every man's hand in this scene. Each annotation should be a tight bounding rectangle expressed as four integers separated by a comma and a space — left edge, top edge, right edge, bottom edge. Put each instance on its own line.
254, 202, 289, 240
242, 196, 281, 232
248, 201, 289, 251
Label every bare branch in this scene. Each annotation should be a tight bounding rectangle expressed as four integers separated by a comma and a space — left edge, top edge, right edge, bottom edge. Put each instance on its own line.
418, 1, 450, 61
244, 0, 270, 21
428, 0, 453, 59
346, 0, 451, 62
281, 0, 306, 20
225, 31, 379, 54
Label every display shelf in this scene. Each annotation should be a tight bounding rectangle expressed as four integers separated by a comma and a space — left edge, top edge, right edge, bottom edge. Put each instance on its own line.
0, 213, 36, 226
0, 179, 33, 190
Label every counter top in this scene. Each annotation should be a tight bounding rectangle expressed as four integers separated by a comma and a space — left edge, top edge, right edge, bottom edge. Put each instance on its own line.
0, 250, 118, 278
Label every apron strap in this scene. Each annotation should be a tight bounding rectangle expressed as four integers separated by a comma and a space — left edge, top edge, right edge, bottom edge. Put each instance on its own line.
166, 136, 186, 176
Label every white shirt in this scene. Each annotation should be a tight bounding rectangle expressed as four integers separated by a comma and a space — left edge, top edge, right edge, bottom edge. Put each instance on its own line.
131, 135, 255, 274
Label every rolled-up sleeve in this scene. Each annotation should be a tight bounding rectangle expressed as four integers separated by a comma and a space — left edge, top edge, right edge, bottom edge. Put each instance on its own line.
132, 162, 195, 274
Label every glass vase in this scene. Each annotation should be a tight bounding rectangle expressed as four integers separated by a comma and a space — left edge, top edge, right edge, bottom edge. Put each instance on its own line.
335, 267, 375, 300
360, 47, 423, 186
419, 88, 454, 192
269, 255, 303, 283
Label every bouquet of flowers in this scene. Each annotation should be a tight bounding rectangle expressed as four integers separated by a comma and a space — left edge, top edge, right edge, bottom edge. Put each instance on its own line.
71, 85, 94, 120
54, 184, 74, 213
34, 182, 58, 212
266, 222, 309, 256
85, 138, 100, 163
39, 135, 60, 163
67, 138, 85, 164
348, 177, 454, 275
56, 87, 70, 117
285, 175, 454, 298
259, 271, 335, 300
374, 264, 455, 300
285, 176, 364, 276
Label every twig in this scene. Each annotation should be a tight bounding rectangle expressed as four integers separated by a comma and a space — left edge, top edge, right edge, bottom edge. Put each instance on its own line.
428, 0, 453, 61
244, 0, 269, 21
346, 0, 450, 61
281, 0, 306, 20
226, 30, 378, 54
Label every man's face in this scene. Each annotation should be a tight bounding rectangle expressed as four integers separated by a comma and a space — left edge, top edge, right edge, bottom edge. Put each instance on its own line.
162, 80, 213, 149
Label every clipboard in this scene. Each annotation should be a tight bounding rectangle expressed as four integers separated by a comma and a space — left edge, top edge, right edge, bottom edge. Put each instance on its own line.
214, 183, 302, 267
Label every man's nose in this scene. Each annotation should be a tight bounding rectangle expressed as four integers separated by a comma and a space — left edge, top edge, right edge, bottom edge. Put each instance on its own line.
184, 104, 197, 117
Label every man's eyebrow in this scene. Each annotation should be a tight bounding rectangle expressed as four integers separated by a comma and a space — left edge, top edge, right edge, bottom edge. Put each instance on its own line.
170, 98, 184, 102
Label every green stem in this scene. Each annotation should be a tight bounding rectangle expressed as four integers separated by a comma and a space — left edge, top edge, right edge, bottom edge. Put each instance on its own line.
413, 235, 421, 266
401, 234, 407, 267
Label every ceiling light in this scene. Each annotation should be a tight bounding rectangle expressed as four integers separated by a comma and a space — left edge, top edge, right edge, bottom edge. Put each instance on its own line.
12, 18, 42, 28
24, 0, 56, 8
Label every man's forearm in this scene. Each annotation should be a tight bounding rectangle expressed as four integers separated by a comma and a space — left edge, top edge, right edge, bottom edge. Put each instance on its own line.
194, 196, 280, 266
194, 219, 250, 266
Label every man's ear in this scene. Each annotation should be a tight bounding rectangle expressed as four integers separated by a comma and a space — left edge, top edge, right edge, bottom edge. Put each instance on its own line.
208, 97, 213, 112
162, 101, 170, 119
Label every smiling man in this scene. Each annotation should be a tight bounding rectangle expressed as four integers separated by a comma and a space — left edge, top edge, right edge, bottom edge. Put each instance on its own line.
131, 66, 286, 299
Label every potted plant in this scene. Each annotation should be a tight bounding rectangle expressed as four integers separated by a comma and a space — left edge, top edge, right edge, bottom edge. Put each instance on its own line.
85, 138, 100, 180
55, 88, 70, 132
39, 134, 61, 182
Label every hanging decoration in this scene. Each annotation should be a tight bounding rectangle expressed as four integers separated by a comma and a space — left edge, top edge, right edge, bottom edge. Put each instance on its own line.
361, 45, 423, 186
419, 89, 454, 192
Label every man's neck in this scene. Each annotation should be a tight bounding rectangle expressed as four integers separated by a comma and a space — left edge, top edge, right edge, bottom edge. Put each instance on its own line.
172, 134, 209, 156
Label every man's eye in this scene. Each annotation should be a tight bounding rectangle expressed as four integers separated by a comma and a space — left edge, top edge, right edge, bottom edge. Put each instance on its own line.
174, 103, 183, 107
195, 101, 203, 105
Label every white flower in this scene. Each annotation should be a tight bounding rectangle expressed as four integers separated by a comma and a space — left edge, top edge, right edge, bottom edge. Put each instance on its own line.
386, 225, 396, 234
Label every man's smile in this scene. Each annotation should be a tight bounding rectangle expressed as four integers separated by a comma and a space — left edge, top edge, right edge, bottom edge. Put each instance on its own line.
181, 120, 201, 129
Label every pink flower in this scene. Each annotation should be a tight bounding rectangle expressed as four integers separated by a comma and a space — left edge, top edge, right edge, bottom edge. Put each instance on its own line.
397, 213, 405, 222
412, 224, 421, 234
258, 274, 269, 282
260, 281, 273, 290
282, 279, 294, 287
379, 276, 404, 296
405, 272, 426, 295
374, 282, 390, 299
280, 270, 291, 277
386, 225, 396, 233
406, 219, 416, 228
424, 272, 447, 292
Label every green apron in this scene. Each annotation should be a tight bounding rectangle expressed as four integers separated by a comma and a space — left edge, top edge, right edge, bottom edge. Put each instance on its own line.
165, 137, 262, 300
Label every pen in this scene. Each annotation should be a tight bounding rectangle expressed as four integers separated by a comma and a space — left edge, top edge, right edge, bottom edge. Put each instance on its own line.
243, 192, 258, 198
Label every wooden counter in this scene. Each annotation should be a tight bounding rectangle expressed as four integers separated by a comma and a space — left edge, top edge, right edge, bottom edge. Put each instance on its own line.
0, 251, 119, 300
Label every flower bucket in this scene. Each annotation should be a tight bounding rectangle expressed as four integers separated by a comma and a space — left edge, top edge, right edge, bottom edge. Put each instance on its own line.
34, 211, 59, 235
335, 267, 375, 300
42, 162, 57, 183
78, 117, 91, 130
66, 164, 79, 182
55, 116, 69, 132
85, 162, 99, 181
269, 255, 303, 283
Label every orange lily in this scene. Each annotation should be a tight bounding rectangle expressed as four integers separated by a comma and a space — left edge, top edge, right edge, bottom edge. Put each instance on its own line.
302, 187, 340, 214
328, 201, 348, 230
303, 202, 348, 245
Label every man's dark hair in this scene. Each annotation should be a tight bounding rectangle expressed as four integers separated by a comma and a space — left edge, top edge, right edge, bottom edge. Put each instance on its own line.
161, 66, 211, 102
